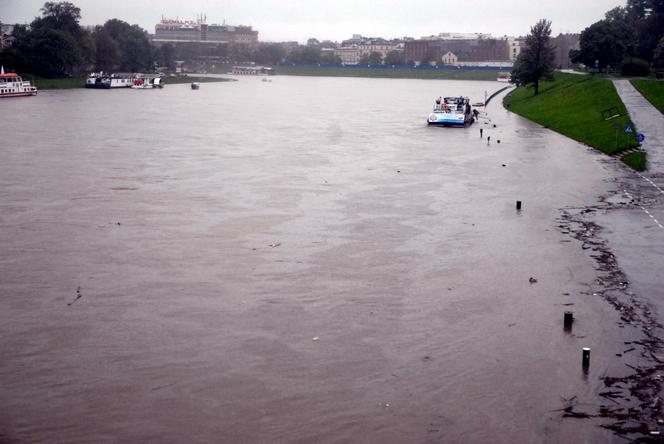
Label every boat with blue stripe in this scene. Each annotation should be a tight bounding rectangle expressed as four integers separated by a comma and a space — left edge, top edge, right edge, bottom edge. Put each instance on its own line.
428, 96, 474, 126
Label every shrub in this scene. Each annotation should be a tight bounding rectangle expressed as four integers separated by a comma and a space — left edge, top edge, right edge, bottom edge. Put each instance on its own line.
621, 58, 651, 77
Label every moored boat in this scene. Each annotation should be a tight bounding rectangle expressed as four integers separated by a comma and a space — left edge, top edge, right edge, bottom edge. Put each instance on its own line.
0, 66, 38, 98
85, 72, 136, 89
131, 75, 163, 89
428, 96, 473, 126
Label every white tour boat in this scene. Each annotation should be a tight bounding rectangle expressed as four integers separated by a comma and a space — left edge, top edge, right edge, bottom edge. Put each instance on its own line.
428, 96, 474, 126
0, 67, 38, 98
131, 75, 163, 89
86, 72, 136, 89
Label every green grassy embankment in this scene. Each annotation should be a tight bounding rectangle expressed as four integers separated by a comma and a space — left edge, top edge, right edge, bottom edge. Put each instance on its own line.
275, 65, 501, 81
31, 76, 87, 89
29, 75, 232, 90
503, 73, 643, 170
631, 79, 664, 115
621, 151, 647, 171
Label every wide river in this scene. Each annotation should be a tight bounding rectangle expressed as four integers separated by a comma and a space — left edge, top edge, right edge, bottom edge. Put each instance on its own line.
1, 76, 635, 442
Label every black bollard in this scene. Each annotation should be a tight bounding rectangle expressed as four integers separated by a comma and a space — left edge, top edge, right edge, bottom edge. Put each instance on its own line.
582, 347, 591, 369
564, 311, 574, 327
516, 200, 522, 210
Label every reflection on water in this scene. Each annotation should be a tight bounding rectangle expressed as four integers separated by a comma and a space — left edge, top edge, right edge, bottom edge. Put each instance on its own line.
0, 76, 620, 442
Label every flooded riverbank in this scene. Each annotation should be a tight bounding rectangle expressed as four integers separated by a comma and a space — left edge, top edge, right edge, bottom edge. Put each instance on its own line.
0, 76, 648, 442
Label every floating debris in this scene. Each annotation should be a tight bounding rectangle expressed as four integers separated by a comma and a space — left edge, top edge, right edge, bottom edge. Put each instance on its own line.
67, 286, 82, 306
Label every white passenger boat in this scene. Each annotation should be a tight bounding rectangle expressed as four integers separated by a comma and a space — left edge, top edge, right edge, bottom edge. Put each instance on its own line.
131, 75, 163, 89
0, 66, 38, 98
85, 72, 136, 89
428, 97, 473, 126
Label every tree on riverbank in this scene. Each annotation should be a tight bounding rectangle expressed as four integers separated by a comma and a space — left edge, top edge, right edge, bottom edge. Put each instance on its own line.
571, 9, 634, 72
510, 19, 555, 95
0, 1, 154, 78
0, 2, 94, 77
572, 0, 664, 72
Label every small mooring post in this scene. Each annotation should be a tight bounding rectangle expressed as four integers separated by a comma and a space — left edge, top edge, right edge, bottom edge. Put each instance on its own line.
564, 311, 574, 332
582, 347, 591, 370
516, 200, 522, 210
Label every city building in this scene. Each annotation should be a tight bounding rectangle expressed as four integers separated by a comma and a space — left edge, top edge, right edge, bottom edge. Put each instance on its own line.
334, 46, 361, 64
506, 36, 523, 62
153, 16, 258, 49
441, 51, 458, 65
404, 34, 511, 65
551, 33, 580, 69
337, 35, 402, 63
0, 23, 16, 49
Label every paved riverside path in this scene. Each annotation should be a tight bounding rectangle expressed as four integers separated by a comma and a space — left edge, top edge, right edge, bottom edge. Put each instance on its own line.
613, 79, 664, 173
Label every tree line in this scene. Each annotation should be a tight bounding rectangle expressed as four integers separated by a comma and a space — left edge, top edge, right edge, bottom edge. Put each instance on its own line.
512, 0, 664, 95
571, 0, 664, 74
1, 2, 154, 77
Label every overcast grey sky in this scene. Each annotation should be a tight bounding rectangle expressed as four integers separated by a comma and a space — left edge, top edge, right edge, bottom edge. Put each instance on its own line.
2, 0, 627, 42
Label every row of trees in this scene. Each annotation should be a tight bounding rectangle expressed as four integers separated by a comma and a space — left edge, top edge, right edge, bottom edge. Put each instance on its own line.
512, 0, 664, 95
0, 2, 154, 77
570, 0, 664, 73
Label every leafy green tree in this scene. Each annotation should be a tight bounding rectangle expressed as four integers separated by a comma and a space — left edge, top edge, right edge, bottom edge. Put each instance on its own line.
32, 1, 83, 36
101, 19, 152, 71
623, 0, 664, 61
286, 45, 321, 64
419, 49, 437, 65
27, 28, 82, 77
319, 52, 341, 64
384, 50, 405, 65
510, 19, 556, 95
94, 27, 121, 71
366, 51, 383, 64
253, 43, 286, 65
154, 43, 175, 70
654, 36, 664, 67
572, 16, 633, 71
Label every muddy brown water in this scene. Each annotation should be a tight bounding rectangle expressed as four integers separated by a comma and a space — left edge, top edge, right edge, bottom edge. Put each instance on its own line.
0, 76, 634, 442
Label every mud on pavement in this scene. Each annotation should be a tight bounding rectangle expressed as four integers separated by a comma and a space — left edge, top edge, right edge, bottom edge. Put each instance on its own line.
557, 171, 664, 440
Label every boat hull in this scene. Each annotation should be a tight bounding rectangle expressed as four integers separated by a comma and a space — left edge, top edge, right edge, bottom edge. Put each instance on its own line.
0, 90, 37, 98
427, 112, 472, 126
85, 83, 111, 89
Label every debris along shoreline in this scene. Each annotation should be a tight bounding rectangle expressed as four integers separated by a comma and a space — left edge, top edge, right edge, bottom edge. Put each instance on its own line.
557, 196, 664, 439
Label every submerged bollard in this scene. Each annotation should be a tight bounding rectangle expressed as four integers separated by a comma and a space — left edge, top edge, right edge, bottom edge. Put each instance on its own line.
582, 347, 591, 369
564, 311, 574, 333
516, 200, 522, 210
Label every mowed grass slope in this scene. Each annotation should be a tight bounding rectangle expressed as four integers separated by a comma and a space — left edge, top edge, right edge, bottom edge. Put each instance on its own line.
631, 79, 664, 114
276, 65, 500, 81
504, 74, 639, 155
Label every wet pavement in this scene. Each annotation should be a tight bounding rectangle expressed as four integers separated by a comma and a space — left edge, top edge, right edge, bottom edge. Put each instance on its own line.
0, 76, 661, 443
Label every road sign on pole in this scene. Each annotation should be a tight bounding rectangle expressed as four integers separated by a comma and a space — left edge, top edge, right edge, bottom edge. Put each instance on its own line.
637, 133, 646, 143
624, 125, 634, 134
